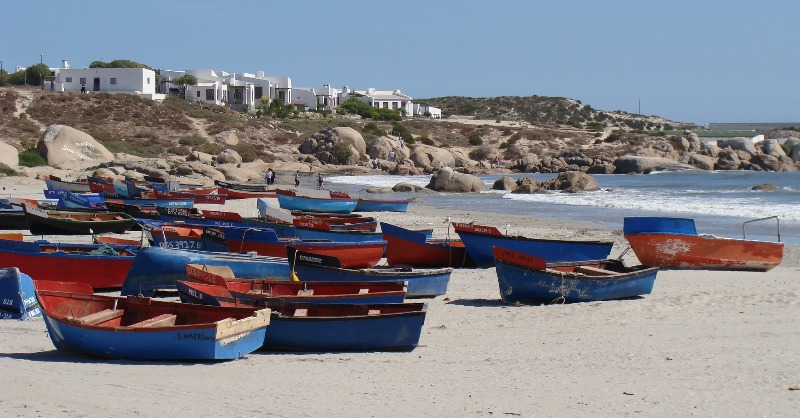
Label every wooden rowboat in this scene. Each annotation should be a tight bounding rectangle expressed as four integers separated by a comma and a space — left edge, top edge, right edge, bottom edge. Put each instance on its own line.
276, 189, 357, 214
493, 247, 659, 304
35, 281, 270, 361
381, 222, 472, 268
23, 205, 136, 235
623, 217, 784, 271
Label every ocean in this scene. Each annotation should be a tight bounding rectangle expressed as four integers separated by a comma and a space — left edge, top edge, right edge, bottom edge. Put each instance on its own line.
327, 171, 800, 244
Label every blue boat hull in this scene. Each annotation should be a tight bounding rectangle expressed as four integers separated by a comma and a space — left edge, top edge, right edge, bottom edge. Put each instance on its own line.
114, 198, 195, 208
121, 247, 290, 296
623, 217, 697, 236
0, 268, 41, 320
495, 259, 658, 304
294, 227, 384, 243
354, 199, 409, 212
277, 194, 357, 214
41, 315, 267, 360
293, 264, 451, 298
458, 233, 614, 267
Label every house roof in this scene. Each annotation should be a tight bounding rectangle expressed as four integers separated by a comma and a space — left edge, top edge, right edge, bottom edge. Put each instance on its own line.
662, 130, 758, 138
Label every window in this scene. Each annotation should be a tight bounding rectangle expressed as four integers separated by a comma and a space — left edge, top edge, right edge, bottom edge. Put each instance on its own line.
79, 77, 86, 85
392, 102, 398, 110
147, 78, 150, 84
383, 102, 389, 109
206, 89, 214, 101
65, 77, 73, 83
110, 78, 117, 85
255, 86, 263, 99
196, 91, 201, 98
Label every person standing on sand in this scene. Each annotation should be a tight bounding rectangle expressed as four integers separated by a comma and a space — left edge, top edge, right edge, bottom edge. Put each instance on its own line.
294, 171, 300, 187
265, 168, 274, 185
317, 173, 324, 190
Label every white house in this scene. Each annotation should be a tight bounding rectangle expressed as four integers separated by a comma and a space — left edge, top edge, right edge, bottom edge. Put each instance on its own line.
161, 69, 292, 113
413, 103, 442, 118
292, 84, 342, 111
52, 67, 162, 100
342, 88, 414, 115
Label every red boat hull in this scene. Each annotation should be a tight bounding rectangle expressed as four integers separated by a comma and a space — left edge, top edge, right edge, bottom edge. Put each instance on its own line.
0, 252, 133, 289
384, 235, 470, 268
218, 187, 277, 199
152, 190, 227, 205
228, 240, 384, 269
625, 233, 784, 271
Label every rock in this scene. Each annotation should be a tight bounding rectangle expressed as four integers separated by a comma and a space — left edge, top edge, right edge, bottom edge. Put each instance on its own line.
123, 162, 170, 180
762, 139, 787, 158
411, 145, 456, 170
750, 154, 797, 172
540, 171, 600, 192
123, 170, 145, 181
492, 176, 518, 191
214, 130, 239, 146
367, 136, 409, 160
217, 149, 243, 164
215, 167, 250, 182
714, 149, 741, 170
390, 164, 422, 175
364, 187, 394, 194
449, 148, 475, 168
300, 138, 318, 154
426, 167, 488, 192
784, 137, 800, 161
0, 142, 19, 167
717, 138, 757, 155
586, 164, 615, 174
92, 168, 116, 178
511, 184, 551, 194
613, 156, 695, 174
37, 125, 114, 170
516, 177, 539, 189
392, 182, 425, 192
701, 142, 719, 158
752, 183, 777, 191
331, 127, 366, 154
187, 151, 214, 164
683, 153, 716, 170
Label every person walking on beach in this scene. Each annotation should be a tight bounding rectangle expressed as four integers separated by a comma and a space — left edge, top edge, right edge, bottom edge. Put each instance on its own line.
294, 171, 300, 187
317, 173, 324, 190
265, 168, 274, 185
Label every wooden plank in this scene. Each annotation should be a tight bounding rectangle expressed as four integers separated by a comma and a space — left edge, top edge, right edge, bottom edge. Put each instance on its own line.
574, 266, 618, 276
367, 309, 381, 316
129, 314, 177, 328
74, 309, 124, 325
296, 289, 314, 296
214, 309, 271, 340
293, 308, 308, 317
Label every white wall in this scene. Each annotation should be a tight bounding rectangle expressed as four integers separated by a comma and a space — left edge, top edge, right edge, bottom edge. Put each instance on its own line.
55, 68, 156, 94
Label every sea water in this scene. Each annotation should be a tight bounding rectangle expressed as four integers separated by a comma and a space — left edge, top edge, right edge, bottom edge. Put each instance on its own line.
327, 171, 800, 244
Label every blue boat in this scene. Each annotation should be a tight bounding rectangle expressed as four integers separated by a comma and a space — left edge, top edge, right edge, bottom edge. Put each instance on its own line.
276, 189, 357, 214
43, 190, 106, 209
0, 267, 41, 320
622, 217, 697, 236
141, 221, 205, 250
288, 248, 452, 298
293, 219, 385, 243
121, 246, 291, 296
354, 198, 410, 212
493, 247, 659, 304
35, 281, 270, 361
110, 197, 194, 208
178, 283, 427, 352
452, 222, 615, 268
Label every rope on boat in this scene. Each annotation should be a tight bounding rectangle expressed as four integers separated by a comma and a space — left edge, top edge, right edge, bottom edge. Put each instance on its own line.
549, 271, 568, 305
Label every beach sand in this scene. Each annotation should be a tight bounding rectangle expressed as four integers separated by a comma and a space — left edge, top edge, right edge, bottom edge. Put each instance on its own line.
1, 179, 798, 417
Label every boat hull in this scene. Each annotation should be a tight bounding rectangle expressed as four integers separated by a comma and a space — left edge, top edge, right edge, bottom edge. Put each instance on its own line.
354, 199, 410, 212
24, 206, 136, 235
277, 193, 357, 214
381, 222, 470, 268
292, 263, 451, 298
0, 268, 41, 320
494, 247, 659, 304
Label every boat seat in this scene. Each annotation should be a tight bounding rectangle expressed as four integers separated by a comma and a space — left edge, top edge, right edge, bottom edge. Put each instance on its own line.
293, 308, 308, 317
367, 309, 381, 316
358, 288, 369, 294
129, 314, 177, 328
574, 266, 618, 276
296, 289, 314, 296
73, 309, 124, 325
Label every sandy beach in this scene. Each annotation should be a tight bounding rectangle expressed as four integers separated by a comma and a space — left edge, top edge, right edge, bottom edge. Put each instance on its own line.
1, 179, 798, 417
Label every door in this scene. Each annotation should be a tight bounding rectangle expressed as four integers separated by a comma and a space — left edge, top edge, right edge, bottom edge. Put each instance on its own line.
93, 78, 100, 92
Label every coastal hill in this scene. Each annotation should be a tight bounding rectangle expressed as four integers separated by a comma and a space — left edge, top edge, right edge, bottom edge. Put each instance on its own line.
0, 86, 797, 184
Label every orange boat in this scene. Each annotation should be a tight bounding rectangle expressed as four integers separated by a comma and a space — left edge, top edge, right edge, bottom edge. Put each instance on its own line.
623, 217, 784, 271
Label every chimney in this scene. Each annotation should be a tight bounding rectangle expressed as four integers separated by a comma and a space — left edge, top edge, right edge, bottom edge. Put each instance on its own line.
257, 70, 265, 78
62, 60, 70, 69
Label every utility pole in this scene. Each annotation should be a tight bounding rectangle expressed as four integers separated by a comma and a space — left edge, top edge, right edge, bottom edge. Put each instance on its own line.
638, 99, 641, 115
40, 53, 43, 65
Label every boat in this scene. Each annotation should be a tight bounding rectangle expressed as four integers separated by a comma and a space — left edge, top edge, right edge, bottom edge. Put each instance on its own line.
42, 190, 106, 209
215, 180, 272, 192
292, 218, 385, 243
276, 189, 357, 214
203, 225, 386, 268
180, 263, 407, 304
155, 207, 244, 226
623, 216, 784, 271
216, 187, 276, 200
178, 284, 427, 352
354, 198, 410, 212
493, 246, 660, 304
87, 176, 117, 195
23, 205, 135, 235
452, 222, 615, 268
257, 198, 376, 232
150, 189, 227, 205
288, 248, 452, 298
0, 199, 27, 229
44, 175, 91, 193
0, 237, 137, 289
381, 222, 473, 268
105, 197, 195, 208
142, 222, 205, 250
120, 246, 291, 296
0, 267, 41, 320
35, 281, 270, 361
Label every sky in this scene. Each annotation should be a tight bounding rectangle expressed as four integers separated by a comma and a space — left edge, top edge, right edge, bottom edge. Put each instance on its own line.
2, 0, 798, 126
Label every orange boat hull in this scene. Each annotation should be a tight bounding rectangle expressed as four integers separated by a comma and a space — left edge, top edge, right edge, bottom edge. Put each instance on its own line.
625, 233, 783, 271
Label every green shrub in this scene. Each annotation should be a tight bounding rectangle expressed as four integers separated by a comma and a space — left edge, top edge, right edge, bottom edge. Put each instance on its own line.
231, 143, 259, 163
18, 149, 47, 167
179, 135, 208, 146
330, 141, 354, 164
194, 142, 223, 155
167, 145, 191, 156
468, 145, 492, 160
468, 134, 483, 146
362, 122, 385, 136
419, 136, 435, 146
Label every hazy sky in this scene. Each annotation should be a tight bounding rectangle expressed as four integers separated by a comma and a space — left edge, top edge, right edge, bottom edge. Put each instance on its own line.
2, 0, 798, 125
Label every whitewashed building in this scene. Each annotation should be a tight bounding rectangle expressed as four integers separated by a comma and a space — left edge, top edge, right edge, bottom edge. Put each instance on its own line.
292, 84, 342, 111
413, 103, 442, 118
51, 66, 162, 100
160, 69, 292, 113
341, 88, 414, 115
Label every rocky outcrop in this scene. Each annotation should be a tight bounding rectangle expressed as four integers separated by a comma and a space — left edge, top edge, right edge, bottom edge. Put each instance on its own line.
216, 149, 242, 165
411, 145, 456, 171
613, 156, 695, 174
717, 138, 757, 155
214, 130, 239, 146
300, 128, 366, 165
752, 183, 777, 191
749, 154, 797, 172
714, 149, 741, 170
540, 171, 600, 193
683, 153, 716, 170
492, 176, 517, 191
762, 140, 787, 158
37, 125, 114, 170
392, 182, 426, 192
0, 142, 19, 167
426, 167, 488, 192
367, 136, 408, 161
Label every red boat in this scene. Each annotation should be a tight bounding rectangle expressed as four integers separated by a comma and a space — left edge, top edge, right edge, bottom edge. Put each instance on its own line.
217, 187, 277, 200
0, 237, 137, 289
380, 222, 472, 268
623, 217, 784, 271
150, 189, 227, 205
